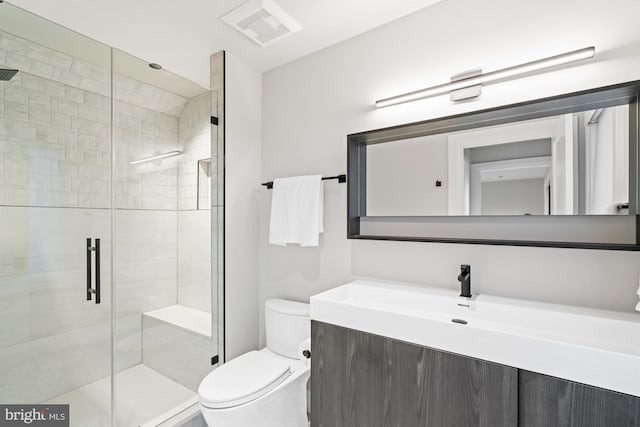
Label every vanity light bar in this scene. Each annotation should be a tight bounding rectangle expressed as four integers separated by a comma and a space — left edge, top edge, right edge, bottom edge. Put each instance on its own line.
375, 47, 596, 108
129, 150, 182, 165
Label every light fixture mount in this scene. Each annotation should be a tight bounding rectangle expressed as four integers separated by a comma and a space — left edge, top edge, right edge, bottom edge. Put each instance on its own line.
450, 69, 482, 102
375, 46, 596, 108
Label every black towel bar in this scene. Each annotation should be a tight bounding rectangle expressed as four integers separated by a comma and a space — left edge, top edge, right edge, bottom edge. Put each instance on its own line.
261, 174, 347, 189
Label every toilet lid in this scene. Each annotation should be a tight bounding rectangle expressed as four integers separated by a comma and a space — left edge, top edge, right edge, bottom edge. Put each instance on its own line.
198, 351, 292, 409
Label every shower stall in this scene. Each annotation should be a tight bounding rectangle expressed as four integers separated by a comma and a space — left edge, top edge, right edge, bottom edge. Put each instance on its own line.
0, 3, 223, 426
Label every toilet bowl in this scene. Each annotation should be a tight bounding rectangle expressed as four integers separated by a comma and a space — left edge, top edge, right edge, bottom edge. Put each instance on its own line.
198, 299, 310, 427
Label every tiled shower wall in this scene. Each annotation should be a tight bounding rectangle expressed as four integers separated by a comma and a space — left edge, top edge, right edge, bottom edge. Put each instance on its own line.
0, 30, 111, 208
178, 92, 212, 211
115, 93, 213, 373
141, 74, 216, 394
114, 72, 189, 211
177, 93, 213, 313
0, 28, 211, 403
0, 29, 191, 209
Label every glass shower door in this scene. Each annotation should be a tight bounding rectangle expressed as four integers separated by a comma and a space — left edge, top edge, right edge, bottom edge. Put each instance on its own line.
0, 3, 113, 426
112, 48, 218, 426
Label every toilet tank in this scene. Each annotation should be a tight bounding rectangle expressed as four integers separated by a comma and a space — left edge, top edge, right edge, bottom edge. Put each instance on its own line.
265, 299, 310, 358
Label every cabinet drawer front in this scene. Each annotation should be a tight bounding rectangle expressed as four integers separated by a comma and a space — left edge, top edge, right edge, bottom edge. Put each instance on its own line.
311, 321, 517, 427
519, 370, 640, 427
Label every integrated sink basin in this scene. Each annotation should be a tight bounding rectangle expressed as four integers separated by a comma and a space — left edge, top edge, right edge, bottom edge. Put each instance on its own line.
310, 279, 640, 397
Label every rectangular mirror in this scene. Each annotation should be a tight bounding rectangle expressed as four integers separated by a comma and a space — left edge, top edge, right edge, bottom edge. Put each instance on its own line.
348, 81, 640, 249
367, 104, 630, 216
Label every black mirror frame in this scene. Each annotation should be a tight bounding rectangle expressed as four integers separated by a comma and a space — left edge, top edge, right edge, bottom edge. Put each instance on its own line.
347, 80, 640, 251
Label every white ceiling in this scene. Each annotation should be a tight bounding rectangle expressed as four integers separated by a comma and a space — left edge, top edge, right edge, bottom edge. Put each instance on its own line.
8, 0, 443, 88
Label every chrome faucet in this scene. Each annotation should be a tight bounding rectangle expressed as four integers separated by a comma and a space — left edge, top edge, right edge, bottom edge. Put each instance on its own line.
458, 264, 471, 298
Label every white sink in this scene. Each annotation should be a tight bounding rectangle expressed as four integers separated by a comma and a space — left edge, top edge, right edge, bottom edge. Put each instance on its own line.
310, 279, 640, 397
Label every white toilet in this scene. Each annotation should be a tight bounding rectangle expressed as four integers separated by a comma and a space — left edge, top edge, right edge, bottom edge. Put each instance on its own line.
198, 299, 310, 427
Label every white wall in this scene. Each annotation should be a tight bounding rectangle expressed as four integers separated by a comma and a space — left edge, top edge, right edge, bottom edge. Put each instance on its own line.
224, 53, 262, 360
481, 179, 545, 215
259, 0, 640, 343
587, 105, 630, 214
367, 134, 448, 216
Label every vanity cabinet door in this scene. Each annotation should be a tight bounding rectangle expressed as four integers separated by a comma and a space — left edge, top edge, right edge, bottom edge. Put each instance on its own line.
519, 370, 640, 427
311, 321, 518, 427
311, 319, 363, 427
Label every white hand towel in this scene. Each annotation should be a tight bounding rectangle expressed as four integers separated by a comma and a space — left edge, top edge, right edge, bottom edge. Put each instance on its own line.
269, 175, 324, 247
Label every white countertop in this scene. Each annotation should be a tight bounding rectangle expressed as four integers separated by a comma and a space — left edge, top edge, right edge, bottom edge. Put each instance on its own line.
310, 279, 640, 397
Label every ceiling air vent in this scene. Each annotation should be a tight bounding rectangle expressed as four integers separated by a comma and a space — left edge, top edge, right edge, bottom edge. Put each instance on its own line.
222, 0, 302, 47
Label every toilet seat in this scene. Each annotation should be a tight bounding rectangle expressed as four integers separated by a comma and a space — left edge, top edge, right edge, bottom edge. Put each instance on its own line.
199, 351, 292, 409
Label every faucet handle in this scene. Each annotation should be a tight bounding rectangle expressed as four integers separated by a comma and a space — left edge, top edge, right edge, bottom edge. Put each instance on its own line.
459, 265, 470, 281
458, 264, 472, 298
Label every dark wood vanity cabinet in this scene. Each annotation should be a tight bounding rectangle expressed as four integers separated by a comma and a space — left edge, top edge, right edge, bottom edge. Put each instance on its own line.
518, 370, 640, 427
311, 321, 518, 427
311, 321, 640, 427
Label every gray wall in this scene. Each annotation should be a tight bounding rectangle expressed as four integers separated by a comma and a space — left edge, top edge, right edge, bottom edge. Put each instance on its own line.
258, 0, 640, 343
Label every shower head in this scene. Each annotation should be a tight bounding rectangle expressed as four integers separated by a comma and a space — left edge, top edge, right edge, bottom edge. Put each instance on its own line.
0, 69, 18, 81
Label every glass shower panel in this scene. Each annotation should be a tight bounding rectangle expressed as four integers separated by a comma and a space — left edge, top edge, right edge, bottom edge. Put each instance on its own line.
210, 88, 223, 358
209, 53, 224, 360
112, 49, 217, 426
0, 3, 112, 426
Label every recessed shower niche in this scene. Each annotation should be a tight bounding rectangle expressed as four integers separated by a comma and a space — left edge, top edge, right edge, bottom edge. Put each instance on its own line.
197, 157, 213, 210
0, 3, 223, 426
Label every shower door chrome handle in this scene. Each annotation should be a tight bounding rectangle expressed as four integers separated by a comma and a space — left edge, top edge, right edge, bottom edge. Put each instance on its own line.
86, 238, 101, 304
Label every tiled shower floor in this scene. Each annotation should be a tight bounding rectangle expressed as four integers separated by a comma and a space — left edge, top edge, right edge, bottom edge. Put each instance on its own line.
44, 364, 197, 427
